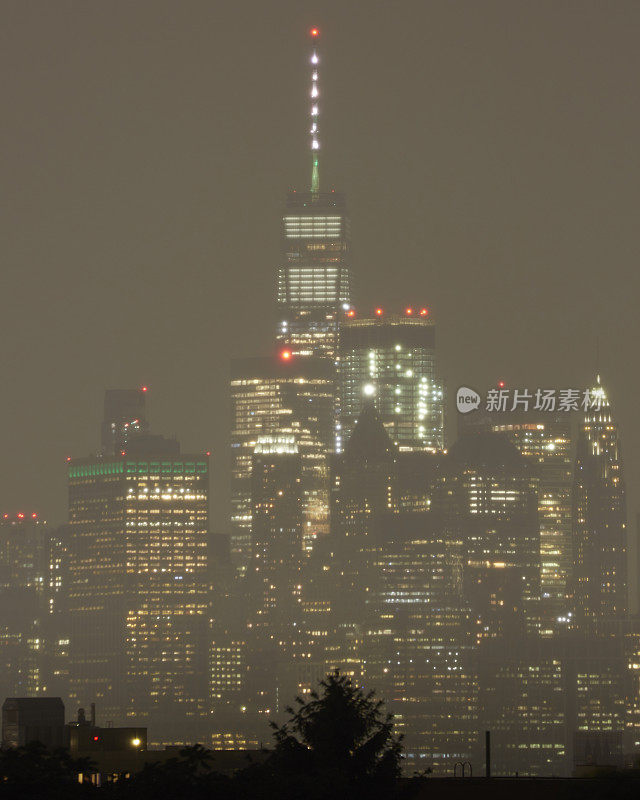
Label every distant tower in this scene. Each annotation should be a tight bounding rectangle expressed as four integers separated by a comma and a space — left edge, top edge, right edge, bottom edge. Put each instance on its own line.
573, 376, 627, 629
434, 432, 541, 639
337, 308, 444, 453
229, 354, 334, 566
250, 437, 305, 630
276, 28, 352, 359
464, 409, 573, 633
67, 392, 209, 739
101, 388, 149, 455
0, 512, 47, 699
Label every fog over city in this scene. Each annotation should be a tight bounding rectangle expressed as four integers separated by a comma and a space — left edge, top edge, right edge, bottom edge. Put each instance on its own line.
1, 0, 640, 789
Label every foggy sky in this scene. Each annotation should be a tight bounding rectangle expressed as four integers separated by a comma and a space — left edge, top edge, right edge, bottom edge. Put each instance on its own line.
2, 1, 639, 597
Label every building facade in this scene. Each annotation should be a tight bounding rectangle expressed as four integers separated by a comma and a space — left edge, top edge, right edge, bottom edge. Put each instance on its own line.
337, 309, 444, 454
277, 192, 352, 360
67, 410, 209, 742
573, 377, 627, 630
230, 355, 334, 563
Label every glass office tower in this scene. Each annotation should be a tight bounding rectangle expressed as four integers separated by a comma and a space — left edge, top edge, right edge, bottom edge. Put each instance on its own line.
337, 309, 444, 453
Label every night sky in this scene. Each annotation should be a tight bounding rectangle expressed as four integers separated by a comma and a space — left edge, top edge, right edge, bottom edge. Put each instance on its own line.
2, 1, 639, 600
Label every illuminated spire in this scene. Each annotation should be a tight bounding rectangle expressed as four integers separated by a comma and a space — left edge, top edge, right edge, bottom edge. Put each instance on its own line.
309, 27, 320, 194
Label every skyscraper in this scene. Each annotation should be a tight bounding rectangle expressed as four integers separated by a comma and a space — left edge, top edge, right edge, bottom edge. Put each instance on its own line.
337, 308, 444, 453
434, 431, 541, 639
0, 512, 48, 699
66, 395, 209, 741
573, 376, 627, 629
329, 405, 476, 773
463, 411, 574, 633
276, 29, 352, 359
229, 355, 334, 563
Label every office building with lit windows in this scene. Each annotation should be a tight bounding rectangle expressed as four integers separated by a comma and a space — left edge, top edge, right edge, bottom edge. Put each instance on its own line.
66, 398, 209, 742
230, 355, 334, 563
277, 192, 352, 360
573, 376, 627, 631
328, 406, 477, 774
337, 309, 444, 453
0, 512, 48, 699
490, 416, 572, 631
433, 431, 541, 639
461, 409, 573, 632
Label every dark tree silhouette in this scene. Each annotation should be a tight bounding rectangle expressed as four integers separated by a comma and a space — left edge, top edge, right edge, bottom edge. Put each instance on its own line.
256, 670, 403, 799
0, 741, 95, 798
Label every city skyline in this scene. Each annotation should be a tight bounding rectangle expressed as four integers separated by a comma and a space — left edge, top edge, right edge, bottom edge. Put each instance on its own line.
2, 3, 638, 560
1, 1, 640, 780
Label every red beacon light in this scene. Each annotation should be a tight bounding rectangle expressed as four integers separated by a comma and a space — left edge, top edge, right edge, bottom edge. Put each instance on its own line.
310, 27, 320, 37
31, 513, 37, 519
120, 450, 126, 456
93, 735, 100, 742
498, 380, 506, 389
66, 456, 72, 463
3, 514, 8, 520
346, 309, 356, 318
280, 349, 292, 361
17, 513, 24, 519
405, 307, 413, 316
375, 308, 383, 316
419, 308, 429, 317
205, 451, 211, 457
140, 386, 148, 393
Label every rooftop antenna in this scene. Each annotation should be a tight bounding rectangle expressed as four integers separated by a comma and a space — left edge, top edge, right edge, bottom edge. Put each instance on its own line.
309, 27, 320, 195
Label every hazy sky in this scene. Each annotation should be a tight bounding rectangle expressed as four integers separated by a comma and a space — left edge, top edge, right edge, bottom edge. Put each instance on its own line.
2, 1, 639, 562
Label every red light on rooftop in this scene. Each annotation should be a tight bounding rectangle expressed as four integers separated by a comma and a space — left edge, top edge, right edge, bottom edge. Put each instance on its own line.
419, 308, 429, 316
205, 451, 211, 457
31, 513, 37, 519
140, 386, 148, 393
405, 307, 413, 316
3, 514, 8, 520
280, 350, 292, 361
310, 27, 319, 37
17, 513, 24, 519
93, 736, 99, 742
66, 456, 72, 463
121, 450, 126, 456
498, 380, 506, 389
346, 310, 355, 318
375, 308, 383, 316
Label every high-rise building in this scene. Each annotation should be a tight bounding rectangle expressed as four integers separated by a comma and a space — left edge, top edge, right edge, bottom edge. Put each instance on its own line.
66, 396, 209, 742
249, 439, 304, 630
276, 29, 352, 360
337, 309, 444, 453
434, 432, 541, 640
100, 388, 150, 456
466, 412, 573, 633
0, 512, 48, 699
573, 376, 627, 630
230, 355, 334, 563
329, 406, 476, 774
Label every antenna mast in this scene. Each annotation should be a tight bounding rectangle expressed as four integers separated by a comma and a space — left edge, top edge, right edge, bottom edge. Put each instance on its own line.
309, 28, 320, 194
